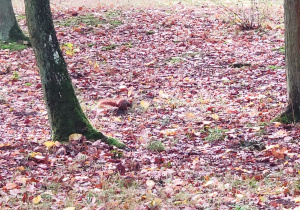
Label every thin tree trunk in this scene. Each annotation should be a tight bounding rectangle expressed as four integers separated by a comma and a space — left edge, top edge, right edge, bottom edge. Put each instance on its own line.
0, 0, 29, 42
24, 0, 125, 148
277, 0, 300, 123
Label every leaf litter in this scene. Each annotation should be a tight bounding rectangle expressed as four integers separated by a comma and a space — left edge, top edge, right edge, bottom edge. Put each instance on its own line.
1, 2, 299, 209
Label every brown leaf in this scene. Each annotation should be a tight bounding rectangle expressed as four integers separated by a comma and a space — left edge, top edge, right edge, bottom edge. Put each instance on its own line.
116, 163, 125, 175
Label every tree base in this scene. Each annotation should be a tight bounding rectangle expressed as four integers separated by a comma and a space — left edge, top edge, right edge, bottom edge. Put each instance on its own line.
9, 23, 30, 43
272, 106, 300, 124
85, 129, 126, 149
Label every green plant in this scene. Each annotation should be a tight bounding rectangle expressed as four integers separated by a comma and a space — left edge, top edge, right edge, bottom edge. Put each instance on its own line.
122, 42, 133, 48
204, 127, 228, 141
109, 20, 123, 27
268, 65, 282, 70
147, 141, 165, 152
273, 46, 285, 54
106, 11, 121, 18
146, 30, 155, 35
169, 57, 183, 64
111, 149, 124, 159
101, 44, 117, 51
11, 71, 19, 80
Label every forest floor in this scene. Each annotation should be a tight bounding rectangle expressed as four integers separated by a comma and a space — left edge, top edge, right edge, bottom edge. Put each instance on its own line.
1, 1, 298, 209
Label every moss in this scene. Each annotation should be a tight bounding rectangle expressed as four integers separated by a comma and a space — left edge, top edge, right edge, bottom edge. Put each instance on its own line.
0, 41, 27, 51
55, 14, 106, 27
273, 106, 300, 124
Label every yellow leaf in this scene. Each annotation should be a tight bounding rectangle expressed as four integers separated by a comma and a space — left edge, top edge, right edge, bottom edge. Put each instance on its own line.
127, 86, 134, 97
66, 50, 74, 56
114, 117, 122, 122
201, 99, 210, 104
185, 112, 195, 119
151, 198, 162, 205
259, 196, 267, 202
44, 141, 55, 148
30, 152, 40, 157
273, 122, 281, 127
160, 129, 177, 136
159, 90, 168, 98
140, 100, 150, 109
63, 207, 75, 210
211, 114, 219, 120
264, 144, 279, 151
94, 62, 99, 68
32, 195, 41, 204
69, 133, 82, 140
294, 197, 300, 203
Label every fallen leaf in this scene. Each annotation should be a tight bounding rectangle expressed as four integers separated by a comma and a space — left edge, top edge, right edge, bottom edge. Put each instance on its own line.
185, 112, 196, 119
211, 114, 219, 120
5, 182, 18, 190
140, 100, 150, 110
44, 141, 55, 148
69, 133, 82, 140
32, 195, 41, 204
63, 207, 75, 210
146, 180, 155, 189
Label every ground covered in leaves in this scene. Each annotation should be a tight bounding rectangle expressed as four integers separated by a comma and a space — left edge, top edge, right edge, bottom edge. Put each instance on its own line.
1, 2, 299, 209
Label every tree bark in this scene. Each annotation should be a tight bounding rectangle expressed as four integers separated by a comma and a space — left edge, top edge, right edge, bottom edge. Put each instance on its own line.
275, 0, 300, 123
0, 0, 29, 42
24, 0, 125, 148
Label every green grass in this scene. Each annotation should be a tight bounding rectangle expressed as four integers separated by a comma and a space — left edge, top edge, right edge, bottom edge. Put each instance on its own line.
147, 140, 165, 152
101, 44, 117, 51
204, 127, 228, 141
55, 14, 106, 27
0, 41, 27, 51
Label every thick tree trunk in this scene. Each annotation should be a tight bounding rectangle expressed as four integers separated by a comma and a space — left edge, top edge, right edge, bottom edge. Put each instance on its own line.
276, 0, 300, 123
0, 0, 29, 42
24, 0, 125, 148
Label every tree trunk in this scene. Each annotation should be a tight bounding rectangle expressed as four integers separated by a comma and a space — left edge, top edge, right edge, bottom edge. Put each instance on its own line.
24, 0, 125, 148
0, 0, 29, 42
275, 0, 300, 123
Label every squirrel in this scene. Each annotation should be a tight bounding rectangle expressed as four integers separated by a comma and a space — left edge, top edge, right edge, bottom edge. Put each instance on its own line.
98, 99, 132, 111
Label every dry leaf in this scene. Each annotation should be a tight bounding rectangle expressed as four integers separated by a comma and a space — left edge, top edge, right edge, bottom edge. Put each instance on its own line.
114, 117, 122, 122
44, 141, 55, 148
69, 133, 82, 140
185, 112, 196, 119
211, 114, 219, 120
151, 198, 162, 205
32, 195, 41, 204
160, 129, 178, 136
159, 90, 168, 98
5, 182, 18, 190
294, 197, 300, 203
140, 100, 150, 109
146, 180, 155, 189
63, 208, 76, 210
